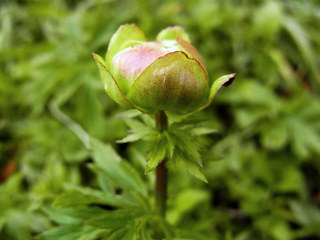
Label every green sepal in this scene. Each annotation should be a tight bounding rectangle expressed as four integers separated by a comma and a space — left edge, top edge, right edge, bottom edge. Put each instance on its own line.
106, 24, 146, 68
166, 73, 236, 122
93, 53, 134, 109
176, 37, 207, 75
156, 26, 191, 43
127, 51, 209, 115
199, 73, 236, 111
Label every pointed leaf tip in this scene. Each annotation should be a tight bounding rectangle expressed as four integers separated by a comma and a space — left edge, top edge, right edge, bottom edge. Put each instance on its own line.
222, 73, 236, 87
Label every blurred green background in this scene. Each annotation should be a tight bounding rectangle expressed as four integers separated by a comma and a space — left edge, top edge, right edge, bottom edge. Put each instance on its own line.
1, 0, 320, 239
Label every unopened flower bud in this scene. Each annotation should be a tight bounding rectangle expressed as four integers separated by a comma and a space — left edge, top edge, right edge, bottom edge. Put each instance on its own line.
93, 24, 235, 116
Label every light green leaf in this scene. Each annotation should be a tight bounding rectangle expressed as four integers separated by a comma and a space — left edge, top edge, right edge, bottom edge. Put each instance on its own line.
42, 206, 103, 225
91, 138, 147, 197
37, 225, 82, 240
53, 185, 132, 208
167, 189, 209, 224
77, 229, 107, 240
85, 208, 143, 229
146, 134, 168, 172
117, 118, 157, 143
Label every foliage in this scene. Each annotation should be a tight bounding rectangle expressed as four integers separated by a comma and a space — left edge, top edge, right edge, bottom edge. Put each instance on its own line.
1, 0, 320, 239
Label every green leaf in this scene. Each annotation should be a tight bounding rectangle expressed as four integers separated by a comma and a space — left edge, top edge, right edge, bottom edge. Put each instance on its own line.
77, 229, 107, 240
171, 148, 207, 183
288, 118, 320, 158
260, 120, 288, 150
85, 208, 143, 229
117, 118, 157, 143
146, 134, 168, 172
190, 127, 218, 136
38, 225, 106, 240
106, 228, 128, 240
169, 128, 201, 166
43, 206, 104, 225
164, 132, 175, 158
183, 161, 208, 183
91, 138, 147, 197
290, 200, 320, 225
97, 174, 114, 194
107, 223, 135, 240
167, 189, 209, 224
219, 80, 278, 107
37, 225, 82, 240
53, 185, 132, 208
116, 109, 142, 119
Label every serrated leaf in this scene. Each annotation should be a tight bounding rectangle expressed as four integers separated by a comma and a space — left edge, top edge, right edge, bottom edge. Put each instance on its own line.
172, 148, 207, 183
183, 161, 208, 183
146, 134, 168, 172
169, 128, 202, 166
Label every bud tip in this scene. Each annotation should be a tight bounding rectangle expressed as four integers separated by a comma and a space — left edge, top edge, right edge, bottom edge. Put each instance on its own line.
223, 73, 236, 87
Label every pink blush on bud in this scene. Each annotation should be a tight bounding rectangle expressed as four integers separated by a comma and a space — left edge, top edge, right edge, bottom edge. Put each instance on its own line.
111, 43, 169, 92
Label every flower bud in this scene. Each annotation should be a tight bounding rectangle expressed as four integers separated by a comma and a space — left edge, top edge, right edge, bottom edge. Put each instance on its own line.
93, 24, 235, 116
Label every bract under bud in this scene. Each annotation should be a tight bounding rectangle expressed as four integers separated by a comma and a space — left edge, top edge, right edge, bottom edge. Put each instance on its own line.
93, 24, 235, 116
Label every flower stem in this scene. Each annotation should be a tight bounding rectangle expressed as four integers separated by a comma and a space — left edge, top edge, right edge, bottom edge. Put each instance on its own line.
155, 111, 168, 217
